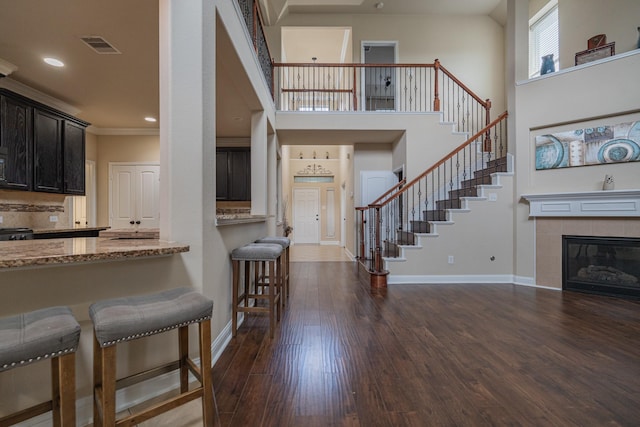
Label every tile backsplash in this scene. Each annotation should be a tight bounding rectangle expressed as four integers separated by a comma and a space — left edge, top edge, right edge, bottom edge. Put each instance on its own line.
0, 190, 70, 229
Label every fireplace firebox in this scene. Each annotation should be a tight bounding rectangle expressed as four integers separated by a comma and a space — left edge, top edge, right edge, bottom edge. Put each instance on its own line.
563, 235, 640, 299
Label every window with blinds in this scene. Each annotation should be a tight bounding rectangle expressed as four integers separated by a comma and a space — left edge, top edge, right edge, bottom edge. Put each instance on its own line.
529, 2, 559, 78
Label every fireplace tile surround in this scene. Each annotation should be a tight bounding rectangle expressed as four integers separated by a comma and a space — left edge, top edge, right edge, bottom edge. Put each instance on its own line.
523, 190, 640, 289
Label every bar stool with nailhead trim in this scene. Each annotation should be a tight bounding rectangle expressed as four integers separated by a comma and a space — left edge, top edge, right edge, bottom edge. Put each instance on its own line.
255, 237, 291, 306
89, 287, 216, 427
0, 306, 81, 427
231, 243, 283, 338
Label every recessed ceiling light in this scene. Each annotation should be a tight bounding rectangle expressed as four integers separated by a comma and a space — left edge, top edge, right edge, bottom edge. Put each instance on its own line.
144, 117, 157, 123
44, 57, 64, 67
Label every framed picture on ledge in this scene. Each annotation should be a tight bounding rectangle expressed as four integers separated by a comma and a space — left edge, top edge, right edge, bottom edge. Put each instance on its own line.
575, 42, 615, 66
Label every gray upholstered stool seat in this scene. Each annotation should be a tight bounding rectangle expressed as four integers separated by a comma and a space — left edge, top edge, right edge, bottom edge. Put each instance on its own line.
0, 306, 80, 426
255, 236, 290, 248
231, 242, 283, 261
0, 306, 80, 371
255, 237, 291, 305
89, 287, 216, 426
89, 286, 213, 347
231, 243, 283, 338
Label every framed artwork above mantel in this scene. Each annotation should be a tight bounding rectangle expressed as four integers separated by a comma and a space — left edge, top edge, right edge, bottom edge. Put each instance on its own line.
575, 42, 615, 66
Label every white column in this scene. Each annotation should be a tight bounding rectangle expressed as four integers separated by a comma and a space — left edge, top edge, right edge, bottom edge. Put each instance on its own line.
251, 111, 267, 216
267, 131, 277, 235
159, 0, 216, 289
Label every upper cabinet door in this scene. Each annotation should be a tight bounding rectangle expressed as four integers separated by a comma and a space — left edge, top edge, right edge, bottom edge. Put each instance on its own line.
63, 121, 86, 195
0, 94, 32, 190
33, 109, 63, 193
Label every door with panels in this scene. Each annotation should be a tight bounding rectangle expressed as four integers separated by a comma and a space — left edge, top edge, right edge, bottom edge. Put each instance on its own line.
110, 163, 160, 229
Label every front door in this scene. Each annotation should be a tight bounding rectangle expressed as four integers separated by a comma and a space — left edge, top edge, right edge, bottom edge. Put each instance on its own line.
293, 188, 320, 244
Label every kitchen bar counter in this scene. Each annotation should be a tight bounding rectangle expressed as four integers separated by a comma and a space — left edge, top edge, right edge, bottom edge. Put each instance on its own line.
33, 226, 110, 239
0, 237, 189, 269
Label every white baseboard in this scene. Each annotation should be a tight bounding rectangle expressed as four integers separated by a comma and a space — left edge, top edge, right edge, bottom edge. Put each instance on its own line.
320, 240, 340, 246
388, 274, 561, 291
388, 274, 517, 284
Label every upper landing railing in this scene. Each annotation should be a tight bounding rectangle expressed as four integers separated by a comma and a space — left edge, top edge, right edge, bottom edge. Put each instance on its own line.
236, 1, 492, 136
272, 61, 492, 136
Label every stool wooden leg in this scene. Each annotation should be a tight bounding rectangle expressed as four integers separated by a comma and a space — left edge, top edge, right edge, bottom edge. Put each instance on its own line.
285, 246, 290, 300
94, 334, 116, 427
51, 352, 76, 427
268, 260, 276, 338
199, 319, 215, 427
232, 259, 240, 337
179, 326, 189, 393
244, 261, 251, 304
93, 334, 103, 427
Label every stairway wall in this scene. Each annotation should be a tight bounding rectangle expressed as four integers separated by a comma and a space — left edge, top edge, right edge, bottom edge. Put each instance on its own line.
386, 173, 514, 283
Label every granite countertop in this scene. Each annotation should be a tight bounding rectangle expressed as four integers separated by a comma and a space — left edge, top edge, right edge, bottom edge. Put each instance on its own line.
33, 226, 109, 235
216, 214, 267, 226
0, 237, 189, 269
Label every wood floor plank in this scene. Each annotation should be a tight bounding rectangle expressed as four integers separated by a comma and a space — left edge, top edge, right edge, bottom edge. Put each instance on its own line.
208, 256, 640, 427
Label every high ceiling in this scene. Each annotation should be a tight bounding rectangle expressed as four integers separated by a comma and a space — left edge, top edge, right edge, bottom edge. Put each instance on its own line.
0, 0, 506, 135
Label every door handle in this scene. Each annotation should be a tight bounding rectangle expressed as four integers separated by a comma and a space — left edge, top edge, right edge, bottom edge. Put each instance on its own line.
135, 220, 141, 225
129, 220, 135, 225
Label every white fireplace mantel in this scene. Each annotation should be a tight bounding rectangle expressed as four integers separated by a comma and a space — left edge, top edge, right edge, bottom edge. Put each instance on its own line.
522, 189, 640, 217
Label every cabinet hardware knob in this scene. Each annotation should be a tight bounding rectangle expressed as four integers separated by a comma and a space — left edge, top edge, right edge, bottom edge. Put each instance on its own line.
129, 220, 135, 225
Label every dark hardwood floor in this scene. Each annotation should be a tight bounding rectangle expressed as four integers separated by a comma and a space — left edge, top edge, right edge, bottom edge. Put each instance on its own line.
212, 261, 640, 426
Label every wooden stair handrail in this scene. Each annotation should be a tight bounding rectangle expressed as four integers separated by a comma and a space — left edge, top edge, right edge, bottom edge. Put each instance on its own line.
375, 111, 508, 209
438, 64, 490, 109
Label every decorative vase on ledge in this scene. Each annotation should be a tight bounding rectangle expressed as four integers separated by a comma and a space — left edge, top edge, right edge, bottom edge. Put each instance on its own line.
540, 54, 555, 75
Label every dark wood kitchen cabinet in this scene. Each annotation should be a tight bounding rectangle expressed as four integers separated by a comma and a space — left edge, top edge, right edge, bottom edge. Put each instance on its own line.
33, 108, 63, 192
216, 147, 251, 201
0, 93, 32, 190
63, 121, 86, 194
0, 89, 89, 194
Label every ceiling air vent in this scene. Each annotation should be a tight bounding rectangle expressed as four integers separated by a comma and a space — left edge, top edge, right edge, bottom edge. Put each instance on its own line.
80, 36, 121, 54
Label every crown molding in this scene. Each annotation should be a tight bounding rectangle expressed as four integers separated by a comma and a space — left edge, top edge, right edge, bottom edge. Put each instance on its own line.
0, 58, 18, 77
87, 126, 160, 136
0, 78, 80, 116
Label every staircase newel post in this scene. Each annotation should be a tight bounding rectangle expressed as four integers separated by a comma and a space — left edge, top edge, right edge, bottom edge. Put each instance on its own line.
483, 98, 492, 152
433, 59, 440, 112
374, 205, 382, 273
356, 207, 366, 259
368, 204, 388, 289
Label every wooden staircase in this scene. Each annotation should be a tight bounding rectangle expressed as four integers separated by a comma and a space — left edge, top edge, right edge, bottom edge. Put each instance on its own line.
384, 156, 509, 257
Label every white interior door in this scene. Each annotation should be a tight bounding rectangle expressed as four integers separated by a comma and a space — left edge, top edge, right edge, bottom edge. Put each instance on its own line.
110, 164, 160, 229
293, 188, 320, 244
136, 165, 161, 228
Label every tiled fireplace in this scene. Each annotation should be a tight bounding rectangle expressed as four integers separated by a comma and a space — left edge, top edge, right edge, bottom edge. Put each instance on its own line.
563, 235, 640, 299
523, 190, 640, 291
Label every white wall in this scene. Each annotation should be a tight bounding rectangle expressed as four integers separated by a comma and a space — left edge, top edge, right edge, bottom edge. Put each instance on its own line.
513, 51, 640, 281
558, 0, 640, 71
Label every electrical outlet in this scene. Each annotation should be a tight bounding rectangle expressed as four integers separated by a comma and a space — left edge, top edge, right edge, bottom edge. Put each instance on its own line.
489, 193, 498, 202
49, 215, 58, 222
448, 255, 454, 264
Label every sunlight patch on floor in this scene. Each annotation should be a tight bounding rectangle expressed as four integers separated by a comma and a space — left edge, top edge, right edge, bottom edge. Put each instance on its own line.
290, 244, 354, 262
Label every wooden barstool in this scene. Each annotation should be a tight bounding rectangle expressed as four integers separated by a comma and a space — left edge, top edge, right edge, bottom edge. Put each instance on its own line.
255, 237, 291, 306
231, 243, 283, 338
89, 287, 216, 426
0, 306, 81, 427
